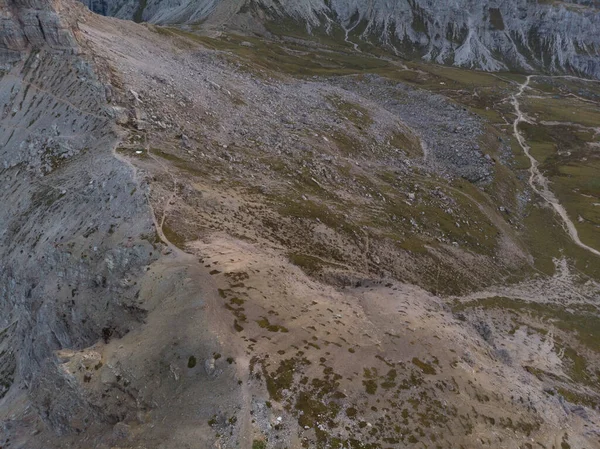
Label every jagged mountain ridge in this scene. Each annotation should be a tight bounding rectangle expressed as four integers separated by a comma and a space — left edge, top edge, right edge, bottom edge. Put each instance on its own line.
79, 0, 600, 78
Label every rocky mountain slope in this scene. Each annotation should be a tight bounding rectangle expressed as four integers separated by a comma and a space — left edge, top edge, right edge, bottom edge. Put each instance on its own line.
2, 0, 600, 448
79, 0, 600, 78
0, 0, 160, 438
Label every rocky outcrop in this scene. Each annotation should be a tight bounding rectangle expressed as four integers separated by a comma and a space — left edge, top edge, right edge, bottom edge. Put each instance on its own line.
0, 0, 77, 69
78, 0, 600, 79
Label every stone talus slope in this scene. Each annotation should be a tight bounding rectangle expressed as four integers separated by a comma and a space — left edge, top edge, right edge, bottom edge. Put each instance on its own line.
79, 0, 600, 78
65, 15, 600, 448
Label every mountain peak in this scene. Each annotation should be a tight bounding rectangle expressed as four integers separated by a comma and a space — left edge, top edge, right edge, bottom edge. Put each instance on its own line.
77, 0, 600, 79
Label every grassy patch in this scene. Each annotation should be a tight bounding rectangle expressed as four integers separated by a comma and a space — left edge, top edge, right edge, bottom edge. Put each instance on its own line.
327, 94, 374, 130
256, 317, 289, 333
162, 221, 186, 250
288, 252, 344, 275
523, 96, 600, 128
412, 358, 437, 375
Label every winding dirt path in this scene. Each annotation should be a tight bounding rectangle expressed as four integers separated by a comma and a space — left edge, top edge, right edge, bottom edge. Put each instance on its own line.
511, 75, 600, 258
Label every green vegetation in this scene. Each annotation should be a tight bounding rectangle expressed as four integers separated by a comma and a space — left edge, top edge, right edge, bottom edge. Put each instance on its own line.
149, 25, 525, 95
288, 253, 345, 275
517, 85, 600, 259
523, 96, 600, 128
260, 357, 309, 401
256, 317, 289, 333
147, 25, 586, 294
276, 197, 346, 230
412, 358, 437, 375
162, 221, 186, 250
556, 387, 597, 408
152, 27, 390, 78
362, 379, 378, 394
252, 440, 267, 449
233, 320, 244, 332
521, 204, 600, 279
327, 94, 374, 130
133, 21, 600, 449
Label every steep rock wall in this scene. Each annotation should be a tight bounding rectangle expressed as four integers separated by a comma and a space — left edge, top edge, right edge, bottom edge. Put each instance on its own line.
78, 0, 600, 78
0, 0, 76, 69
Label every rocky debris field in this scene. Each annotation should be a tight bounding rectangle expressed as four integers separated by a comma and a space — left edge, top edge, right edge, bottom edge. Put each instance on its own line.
329, 75, 498, 183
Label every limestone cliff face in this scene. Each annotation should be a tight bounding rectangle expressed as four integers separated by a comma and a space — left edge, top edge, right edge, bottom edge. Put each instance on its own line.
0, 0, 77, 69
323, 0, 600, 77
78, 0, 600, 78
